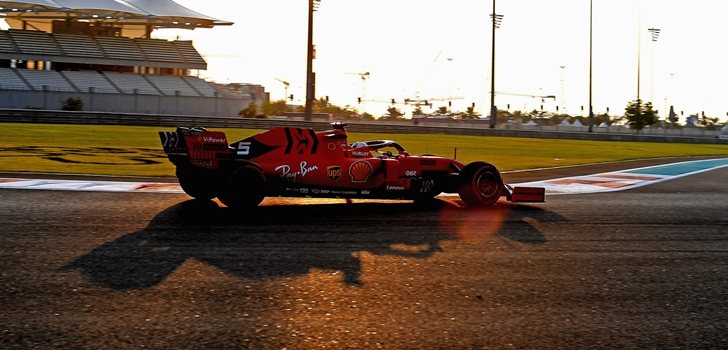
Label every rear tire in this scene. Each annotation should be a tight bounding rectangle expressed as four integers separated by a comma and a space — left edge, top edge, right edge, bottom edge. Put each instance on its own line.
457, 162, 503, 207
176, 165, 219, 200
218, 165, 266, 209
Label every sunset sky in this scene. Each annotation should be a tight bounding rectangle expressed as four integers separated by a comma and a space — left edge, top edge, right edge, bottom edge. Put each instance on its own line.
3, 1, 727, 121
153, 0, 727, 121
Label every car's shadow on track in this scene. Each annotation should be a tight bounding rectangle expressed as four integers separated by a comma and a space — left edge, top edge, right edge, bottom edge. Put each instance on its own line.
62, 199, 565, 290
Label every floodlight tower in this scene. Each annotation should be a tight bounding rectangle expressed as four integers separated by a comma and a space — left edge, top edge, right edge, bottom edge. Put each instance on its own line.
588, 0, 594, 132
304, 0, 321, 121
559, 65, 567, 113
648, 27, 661, 104
489, 0, 503, 129
635, 7, 642, 123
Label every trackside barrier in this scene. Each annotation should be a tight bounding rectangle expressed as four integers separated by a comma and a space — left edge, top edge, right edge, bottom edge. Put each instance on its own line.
0, 108, 726, 145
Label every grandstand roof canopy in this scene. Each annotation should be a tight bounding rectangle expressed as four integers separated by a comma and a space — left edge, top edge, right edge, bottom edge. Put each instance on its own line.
0, 0, 232, 30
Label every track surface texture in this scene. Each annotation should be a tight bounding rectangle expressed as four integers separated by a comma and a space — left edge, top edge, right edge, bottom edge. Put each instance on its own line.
1, 162, 727, 349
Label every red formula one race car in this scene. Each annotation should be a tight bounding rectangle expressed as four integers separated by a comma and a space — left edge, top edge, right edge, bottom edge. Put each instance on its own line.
159, 123, 544, 208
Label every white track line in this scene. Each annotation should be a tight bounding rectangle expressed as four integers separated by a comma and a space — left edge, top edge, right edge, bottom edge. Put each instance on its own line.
1, 158, 726, 195
0, 178, 182, 193
516, 158, 728, 195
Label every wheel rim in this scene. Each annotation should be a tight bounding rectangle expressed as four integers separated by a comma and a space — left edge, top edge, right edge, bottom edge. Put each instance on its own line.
475, 171, 499, 201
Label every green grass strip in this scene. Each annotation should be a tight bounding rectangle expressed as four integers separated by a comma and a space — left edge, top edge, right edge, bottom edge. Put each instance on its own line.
0, 123, 726, 177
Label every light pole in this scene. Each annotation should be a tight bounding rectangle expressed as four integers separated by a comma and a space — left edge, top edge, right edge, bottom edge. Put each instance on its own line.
636, 10, 642, 103
666, 72, 675, 123
559, 65, 566, 113
489, 0, 503, 129
648, 27, 661, 104
635, 7, 642, 123
588, 0, 594, 132
304, 0, 321, 121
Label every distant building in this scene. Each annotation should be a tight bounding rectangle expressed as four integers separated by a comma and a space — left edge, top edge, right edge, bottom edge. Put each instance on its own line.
685, 115, 700, 127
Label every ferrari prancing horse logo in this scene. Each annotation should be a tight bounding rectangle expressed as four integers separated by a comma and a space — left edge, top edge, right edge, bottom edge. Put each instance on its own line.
327, 166, 342, 181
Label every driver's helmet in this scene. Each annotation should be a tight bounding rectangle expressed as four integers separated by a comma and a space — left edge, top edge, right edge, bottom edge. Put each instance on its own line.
351, 141, 368, 149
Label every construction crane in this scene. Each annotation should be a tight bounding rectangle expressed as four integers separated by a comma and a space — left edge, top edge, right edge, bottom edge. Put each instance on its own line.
495, 91, 556, 103
275, 78, 291, 100
347, 71, 370, 82
347, 71, 371, 97
346, 71, 371, 113
404, 96, 464, 108
358, 98, 400, 105
494, 91, 557, 111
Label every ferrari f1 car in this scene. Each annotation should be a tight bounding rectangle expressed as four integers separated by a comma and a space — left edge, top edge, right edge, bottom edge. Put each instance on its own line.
159, 123, 544, 208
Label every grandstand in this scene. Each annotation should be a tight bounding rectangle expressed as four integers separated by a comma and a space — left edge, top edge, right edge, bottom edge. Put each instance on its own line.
16, 68, 76, 92
0, 0, 264, 117
62, 71, 120, 94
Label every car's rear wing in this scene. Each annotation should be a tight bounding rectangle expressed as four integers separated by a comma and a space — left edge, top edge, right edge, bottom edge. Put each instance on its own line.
159, 127, 229, 169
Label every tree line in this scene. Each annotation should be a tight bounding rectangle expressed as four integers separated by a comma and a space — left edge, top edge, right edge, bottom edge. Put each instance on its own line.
240, 98, 724, 133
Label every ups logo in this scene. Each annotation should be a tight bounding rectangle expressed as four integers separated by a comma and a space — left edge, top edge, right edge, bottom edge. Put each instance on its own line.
327, 166, 342, 181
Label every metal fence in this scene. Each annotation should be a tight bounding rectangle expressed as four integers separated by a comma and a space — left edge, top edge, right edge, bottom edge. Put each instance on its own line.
0, 88, 248, 117
0, 108, 726, 145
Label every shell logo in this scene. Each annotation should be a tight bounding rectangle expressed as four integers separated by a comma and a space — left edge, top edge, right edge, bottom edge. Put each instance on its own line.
349, 160, 373, 183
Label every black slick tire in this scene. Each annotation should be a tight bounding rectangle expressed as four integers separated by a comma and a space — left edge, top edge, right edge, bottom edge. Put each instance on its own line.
218, 165, 266, 209
176, 165, 219, 200
457, 162, 503, 207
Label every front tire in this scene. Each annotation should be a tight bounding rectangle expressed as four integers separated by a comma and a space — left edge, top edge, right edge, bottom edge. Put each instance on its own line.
218, 165, 266, 209
457, 162, 503, 207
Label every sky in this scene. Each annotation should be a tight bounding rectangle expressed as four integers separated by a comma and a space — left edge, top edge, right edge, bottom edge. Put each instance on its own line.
151, 0, 727, 122
3, 1, 727, 122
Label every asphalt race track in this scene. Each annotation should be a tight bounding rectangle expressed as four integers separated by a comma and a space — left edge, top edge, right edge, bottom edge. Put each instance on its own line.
1, 162, 727, 349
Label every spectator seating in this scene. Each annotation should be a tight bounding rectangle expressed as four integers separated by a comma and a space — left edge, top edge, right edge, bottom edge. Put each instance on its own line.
16, 69, 76, 92
62, 71, 120, 93
54, 33, 105, 59
144, 74, 198, 96
0, 31, 16, 54
183, 76, 217, 97
2, 29, 207, 68
103, 71, 161, 95
135, 37, 184, 63
1, 66, 223, 98
0, 67, 30, 90
174, 41, 206, 66
7, 29, 62, 56
94, 35, 146, 61
1, 29, 221, 99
